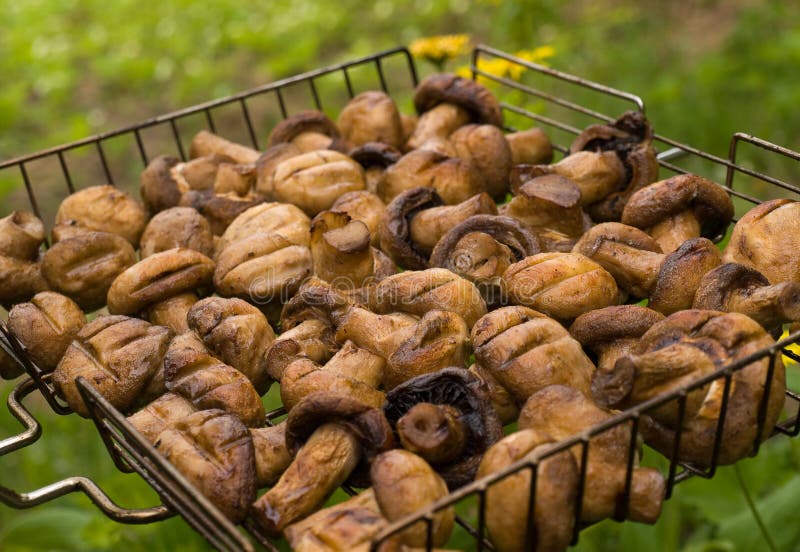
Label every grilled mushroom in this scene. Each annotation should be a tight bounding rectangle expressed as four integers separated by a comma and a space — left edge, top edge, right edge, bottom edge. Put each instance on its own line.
163, 332, 266, 427
505, 128, 554, 165
252, 392, 394, 535
349, 143, 403, 195
450, 124, 513, 200
127, 392, 197, 444
468, 363, 519, 425
41, 231, 137, 312
190, 130, 261, 164
471, 306, 596, 405
0, 210, 48, 308
178, 189, 264, 235
218, 201, 311, 251
385, 367, 503, 488
608, 310, 786, 466
0, 348, 22, 380
154, 409, 257, 523
693, 263, 800, 331
519, 385, 665, 523
251, 422, 293, 488
139, 207, 215, 258
569, 305, 665, 407
574, 222, 722, 314
380, 149, 484, 205
254, 143, 303, 199
430, 214, 539, 307
140, 155, 184, 213
263, 319, 338, 382
268, 111, 344, 153
477, 429, 579, 552
501, 252, 621, 323
569, 111, 659, 221
7, 292, 86, 373
621, 174, 734, 252
722, 199, 800, 284
379, 188, 496, 270
53, 315, 173, 417
331, 190, 386, 246
310, 211, 377, 289
338, 91, 405, 149
144, 292, 198, 335
187, 297, 276, 394
55, 185, 147, 246
371, 449, 455, 547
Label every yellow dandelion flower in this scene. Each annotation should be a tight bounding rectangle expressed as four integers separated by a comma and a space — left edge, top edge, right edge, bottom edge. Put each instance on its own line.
409, 34, 471, 68
455, 65, 473, 80
781, 330, 800, 364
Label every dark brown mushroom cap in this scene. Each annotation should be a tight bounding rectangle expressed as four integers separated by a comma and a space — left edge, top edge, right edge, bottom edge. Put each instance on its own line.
621, 174, 734, 241
384, 367, 503, 488
413, 73, 503, 127
268, 110, 342, 146
285, 391, 394, 459
430, 214, 540, 269
570, 111, 653, 156
0, 210, 45, 261
693, 263, 770, 312
178, 189, 265, 235
349, 142, 402, 169
569, 305, 665, 349
649, 237, 722, 314
379, 187, 445, 270
280, 276, 353, 333
140, 155, 183, 213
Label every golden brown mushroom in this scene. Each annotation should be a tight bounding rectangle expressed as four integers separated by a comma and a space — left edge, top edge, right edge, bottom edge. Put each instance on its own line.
380, 149, 484, 205
449, 124, 513, 200
0, 210, 48, 308
505, 127, 554, 166
268, 111, 344, 153
55, 185, 147, 246
250, 422, 293, 488
254, 143, 303, 199
143, 292, 198, 335
331, 190, 386, 246
310, 211, 381, 290
218, 201, 311, 251
127, 392, 197, 444
190, 130, 261, 164
338, 91, 405, 150
139, 207, 215, 258
349, 142, 403, 196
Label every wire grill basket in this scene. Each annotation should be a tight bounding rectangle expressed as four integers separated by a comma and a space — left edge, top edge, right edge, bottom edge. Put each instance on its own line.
1, 45, 800, 551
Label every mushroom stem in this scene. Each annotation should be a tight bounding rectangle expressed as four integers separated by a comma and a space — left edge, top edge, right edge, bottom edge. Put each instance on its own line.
335, 307, 418, 358
253, 422, 361, 536
251, 423, 292, 488
190, 130, 260, 165
408, 192, 497, 255
397, 403, 467, 465
586, 237, 663, 297
647, 209, 701, 253
725, 281, 800, 329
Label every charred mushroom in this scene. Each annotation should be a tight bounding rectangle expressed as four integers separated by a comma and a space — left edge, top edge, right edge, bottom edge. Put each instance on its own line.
505, 128, 554, 166
477, 429, 579, 552
380, 149, 484, 205
722, 198, 800, 284
385, 367, 503, 488
154, 409, 256, 522
573, 222, 722, 314
53, 316, 172, 417
55, 185, 147, 246
7, 292, 86, 373
349, 143, 403, 195
268, 111, 344, 153
621, 174, 734, 252
693, 263, 800, 331
569, 111, 659, 221
252, 392, 394, 535
609, 310, 786, 466
127, 392, 197, 444
41, 231, 137, 312
471, 306, 596, 405
450, 124, 513, 200
190, 130, 260, 165
251, 422, 293, 488
430, 214, 539, 307
501, 252, 621, 323
139, 207, 215, 258
519, 385, 665, 523
338, 91, 405, 149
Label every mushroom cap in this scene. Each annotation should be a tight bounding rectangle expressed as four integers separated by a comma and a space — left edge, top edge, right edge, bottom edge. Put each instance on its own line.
0, 210, 45, 261
384, 367, 503, 488
348, 142, 402, 169
413, 73, 503, 127
337, 91, 405, 149
569, 305, 665, 349
285, 391, 394, 459
56, 185, 147, 246
139, 206, 215, 258
649, 237, 722, 315
380, 186, 445, 270
219, 201, 311, 250
268, 110, 342, 146
621, 174, 734, 241
693, 263, 770, 311
140, 155, 183, 213
280, 276, 353, 332
178, 189, 265, 235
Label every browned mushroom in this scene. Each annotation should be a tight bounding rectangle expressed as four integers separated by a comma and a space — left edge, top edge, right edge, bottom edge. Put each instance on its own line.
331, 190, 386, 246
349, 143, 403, 195
310, 211, 377, 290
154, 409, 256, 522
569, 111, 659, 221
271, 149, 366, 215
693, 263, 800, 331
379, 149, 484, 205
252, 392, 394, 535
254, 143, 303, 199
519, 385, 665, 524
371, 449, 455, 547
178, 189, 264, 235
7, 292, 86, 373
212, 161, 256, 196
280, 356, 385, 412
501, 173, 591, 252
477, 429, 579, 552
163, 332, 266, 427
107, 248, 215, 315
251, 422, 293, 488
53, 315, 173, 417
385, 367, 503, 488
140, 155, 184, 213
722, 198, 800, 284
41, 231, 137, 312
187, 297, 276, 394
0, 210, 48, 308
468, 363, 519, 425
505, 128, 554, 166
0, 259, 48, 309
573, 222, 722, 314
430, 214, 540, 307
190, 130, 261, 164
139, 207, 215, 258
621, 174, 734, 252
55, 185, 147, 246
263, 319, 338, 382
338, 91, 405, 149
379, 187, 496, 270
127, 392, 197, 444
502, 252, 621, 323
569, 305, 665, 407
608, 310, 786, 466
449, 124, 513, 200
471, 306, 596, 405
143, 292, 198, 335
0, 348, 23, 380
218, 201, 311, 251
268, 111, 344, 153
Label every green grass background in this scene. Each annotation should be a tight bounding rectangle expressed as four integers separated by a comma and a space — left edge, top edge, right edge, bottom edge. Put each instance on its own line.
2, 0, 800, 550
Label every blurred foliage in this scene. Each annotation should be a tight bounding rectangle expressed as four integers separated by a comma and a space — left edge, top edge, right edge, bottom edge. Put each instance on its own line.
2, 0, 800, 550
